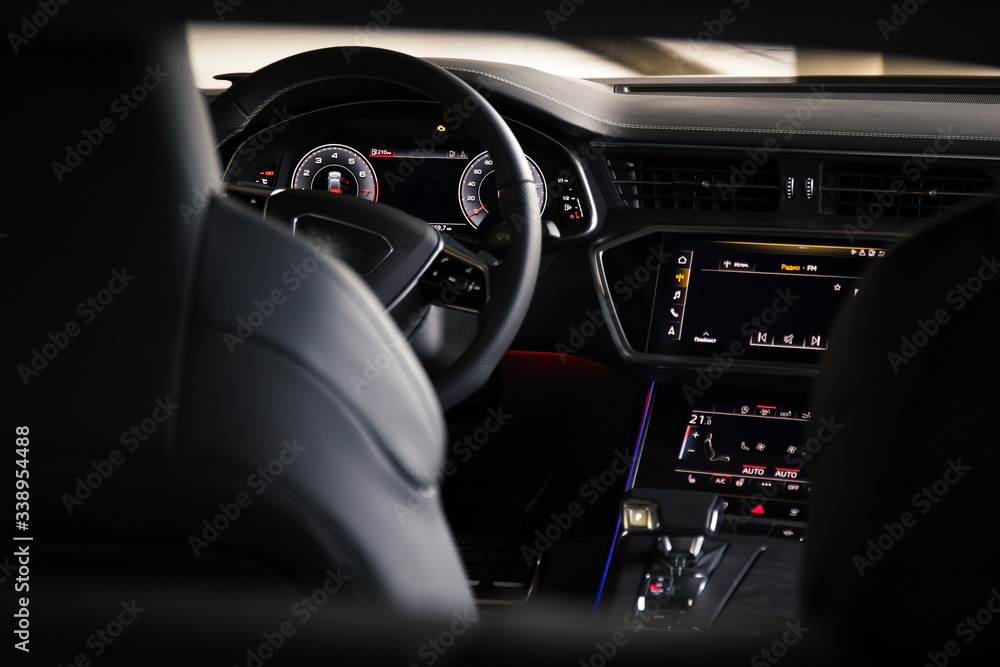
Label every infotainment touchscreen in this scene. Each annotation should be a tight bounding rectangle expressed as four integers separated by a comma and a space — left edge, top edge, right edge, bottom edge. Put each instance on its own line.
645, 239, 887, 362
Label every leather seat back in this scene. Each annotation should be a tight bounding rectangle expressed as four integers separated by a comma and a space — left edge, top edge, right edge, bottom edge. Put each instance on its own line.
804, 196, 1000, 662
6, 22, 473, 617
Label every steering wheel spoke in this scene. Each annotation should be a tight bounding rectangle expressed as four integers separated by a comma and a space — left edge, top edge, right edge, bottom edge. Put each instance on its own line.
263, 187, 442, 307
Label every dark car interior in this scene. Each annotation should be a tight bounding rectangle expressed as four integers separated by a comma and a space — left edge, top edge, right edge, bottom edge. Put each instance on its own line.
6, 1, 1000, 664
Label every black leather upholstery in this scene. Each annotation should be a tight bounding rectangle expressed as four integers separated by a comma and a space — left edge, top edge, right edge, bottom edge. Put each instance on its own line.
803, 196, 1000, 662
6, 23, 473, 619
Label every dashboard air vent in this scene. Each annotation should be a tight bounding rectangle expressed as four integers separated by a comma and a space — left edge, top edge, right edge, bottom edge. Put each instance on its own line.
607, 154, 780, 212
822, 163, 996, 220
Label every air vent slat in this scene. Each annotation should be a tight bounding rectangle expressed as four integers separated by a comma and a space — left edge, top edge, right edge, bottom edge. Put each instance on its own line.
607, 154, 780, 212
822, 162, 995, 220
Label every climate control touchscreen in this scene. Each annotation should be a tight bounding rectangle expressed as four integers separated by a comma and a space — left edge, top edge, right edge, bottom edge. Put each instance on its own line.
675, 403, 809, 494
669, 402, 811, 525
630, 389, 815, 530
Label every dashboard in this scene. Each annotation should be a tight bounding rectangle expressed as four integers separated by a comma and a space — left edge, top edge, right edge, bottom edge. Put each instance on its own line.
213, 65, 1000, 536
210, 61, 1000, 632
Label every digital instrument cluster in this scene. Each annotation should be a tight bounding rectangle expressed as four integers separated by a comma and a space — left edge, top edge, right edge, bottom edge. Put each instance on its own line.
221, 101, 594, 246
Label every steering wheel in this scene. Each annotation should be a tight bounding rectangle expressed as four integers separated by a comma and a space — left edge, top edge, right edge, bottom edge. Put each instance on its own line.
209, 47, 542, 409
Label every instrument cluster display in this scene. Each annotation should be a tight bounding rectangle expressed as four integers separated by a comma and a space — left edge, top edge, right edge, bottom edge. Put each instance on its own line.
222, 101, 593, 247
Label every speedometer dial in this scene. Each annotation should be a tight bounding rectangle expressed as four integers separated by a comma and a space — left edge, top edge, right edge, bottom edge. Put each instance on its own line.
291, 144, 378, 201
458, 151, 545, 228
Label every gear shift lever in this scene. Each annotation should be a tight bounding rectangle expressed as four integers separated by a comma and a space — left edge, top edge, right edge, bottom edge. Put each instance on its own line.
622, 489, 726, 625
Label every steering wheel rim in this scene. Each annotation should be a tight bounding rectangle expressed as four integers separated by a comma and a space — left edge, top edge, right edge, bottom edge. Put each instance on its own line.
209, 47, 542, 409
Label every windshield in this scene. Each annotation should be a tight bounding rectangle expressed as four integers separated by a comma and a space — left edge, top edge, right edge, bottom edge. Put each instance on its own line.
187, 22, 1000, 91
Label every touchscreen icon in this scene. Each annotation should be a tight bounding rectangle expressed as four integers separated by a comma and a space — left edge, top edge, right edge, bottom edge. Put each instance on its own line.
705, 433, 730, 463
669, 307, 681, 318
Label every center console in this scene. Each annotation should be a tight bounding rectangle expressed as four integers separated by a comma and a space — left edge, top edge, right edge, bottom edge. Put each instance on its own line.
589, 227, 890, 630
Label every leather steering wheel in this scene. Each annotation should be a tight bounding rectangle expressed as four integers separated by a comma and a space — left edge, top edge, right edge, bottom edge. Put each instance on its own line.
209, 47, 541, 409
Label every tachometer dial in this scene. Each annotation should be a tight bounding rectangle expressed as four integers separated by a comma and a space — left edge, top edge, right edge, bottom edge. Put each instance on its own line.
291, 144, 378, 201
458, 151, 545, 228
